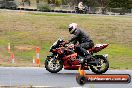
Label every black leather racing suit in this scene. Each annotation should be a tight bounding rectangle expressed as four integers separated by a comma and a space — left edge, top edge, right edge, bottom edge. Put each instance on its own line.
69, 28, 94, 59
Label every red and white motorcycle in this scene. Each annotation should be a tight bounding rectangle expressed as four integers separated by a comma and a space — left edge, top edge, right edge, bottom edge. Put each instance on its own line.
45, 38, 109, 74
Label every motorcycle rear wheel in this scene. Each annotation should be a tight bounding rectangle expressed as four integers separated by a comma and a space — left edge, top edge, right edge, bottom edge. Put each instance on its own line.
90, 55, 109, 74
45, 57, 63, 73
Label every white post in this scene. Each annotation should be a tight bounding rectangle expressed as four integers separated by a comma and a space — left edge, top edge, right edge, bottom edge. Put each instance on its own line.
8, 43, 11, 53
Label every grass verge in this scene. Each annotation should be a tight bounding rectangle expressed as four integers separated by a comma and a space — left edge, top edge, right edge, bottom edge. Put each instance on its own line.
0, 10, 131, 69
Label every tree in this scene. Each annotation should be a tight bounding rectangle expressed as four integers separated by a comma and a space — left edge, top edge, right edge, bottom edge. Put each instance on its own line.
109, 0, 129, 14
83, 0, 100, 7
83, 0, 110, 14
127, 0, 132, 9
109, 0, 128, 8
46, 0, 62, 6
98, 0, 110, 14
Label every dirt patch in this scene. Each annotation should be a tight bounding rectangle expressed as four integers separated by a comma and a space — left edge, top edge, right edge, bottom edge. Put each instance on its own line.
14, 45, 36, 51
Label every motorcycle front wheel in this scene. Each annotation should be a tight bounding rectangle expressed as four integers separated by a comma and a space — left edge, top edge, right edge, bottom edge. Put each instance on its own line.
90, 55, 109, 74
45, 57, 63, 73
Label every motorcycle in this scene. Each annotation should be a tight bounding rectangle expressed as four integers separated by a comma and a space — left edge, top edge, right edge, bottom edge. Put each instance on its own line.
45, 38, 109, 74
75, 6, 88, 14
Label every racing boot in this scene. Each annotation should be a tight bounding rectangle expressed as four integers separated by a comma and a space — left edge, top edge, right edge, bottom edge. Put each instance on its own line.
84, 55, 92, 64
79, 55, 91, 64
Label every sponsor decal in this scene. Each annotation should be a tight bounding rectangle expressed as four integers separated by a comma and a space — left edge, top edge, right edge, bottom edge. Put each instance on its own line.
76, 74, 131, 85
86, 74, 131, 83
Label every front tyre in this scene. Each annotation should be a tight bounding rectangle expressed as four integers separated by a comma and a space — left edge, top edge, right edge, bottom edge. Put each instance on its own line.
45, 57, 63, 73
90, 55, 109, 74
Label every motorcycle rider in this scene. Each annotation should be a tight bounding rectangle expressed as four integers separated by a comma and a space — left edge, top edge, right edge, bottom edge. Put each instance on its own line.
66, 23, 94, 63
78, 1, 85, 11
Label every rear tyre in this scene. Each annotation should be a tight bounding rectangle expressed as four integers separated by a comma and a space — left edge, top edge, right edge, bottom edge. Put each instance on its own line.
45, 57, 63, 73
90, 55, 109, 74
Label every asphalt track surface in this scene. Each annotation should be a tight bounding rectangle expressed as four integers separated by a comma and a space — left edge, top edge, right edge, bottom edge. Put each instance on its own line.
0, 67, 131, 88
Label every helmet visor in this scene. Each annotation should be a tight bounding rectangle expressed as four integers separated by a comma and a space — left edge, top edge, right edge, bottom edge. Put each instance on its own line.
69, 28, 74, 34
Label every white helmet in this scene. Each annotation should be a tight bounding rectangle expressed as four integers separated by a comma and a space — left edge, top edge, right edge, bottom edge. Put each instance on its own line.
68, 23, 78, 34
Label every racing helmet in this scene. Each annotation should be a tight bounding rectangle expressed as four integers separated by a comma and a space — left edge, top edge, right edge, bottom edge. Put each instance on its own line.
68, 23, 78, 34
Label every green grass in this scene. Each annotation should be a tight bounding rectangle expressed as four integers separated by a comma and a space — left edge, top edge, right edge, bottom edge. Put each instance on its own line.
97, 44, 132, 69
0, 10, 132, 69
99, 44, 132, 57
